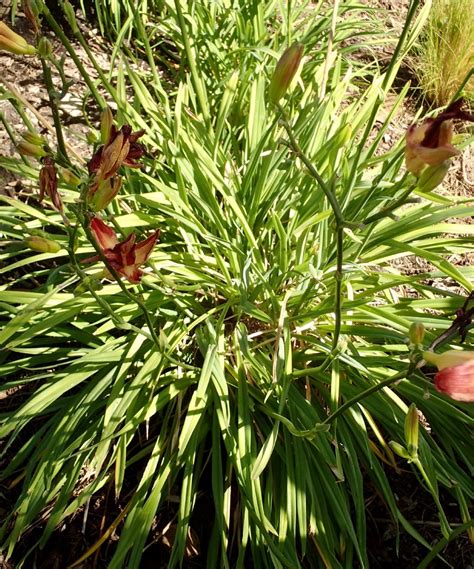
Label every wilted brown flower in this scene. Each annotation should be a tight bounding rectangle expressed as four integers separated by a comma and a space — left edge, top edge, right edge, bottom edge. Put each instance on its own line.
39, 157, 63, 214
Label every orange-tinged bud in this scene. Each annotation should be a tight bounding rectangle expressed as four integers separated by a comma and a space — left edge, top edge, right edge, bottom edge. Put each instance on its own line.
0, 22, 36, 55
268, 43, 304, 104
423, 350, 474, 370
409, 322, 425, 345
17, 140, 47, 158
88, 176, 122, 211
25, 235, 62, 253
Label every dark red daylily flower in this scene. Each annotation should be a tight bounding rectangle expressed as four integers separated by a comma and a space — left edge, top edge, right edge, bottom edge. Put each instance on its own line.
88, 125, 146, 181
405, 98, 474, 176
424, 350, 474, 402
39, 157, 63, 214
84, 216, 159, 283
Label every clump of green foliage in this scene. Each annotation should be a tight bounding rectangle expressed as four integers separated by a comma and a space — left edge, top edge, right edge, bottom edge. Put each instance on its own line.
415, 0, 474, 104
0, 1, 473, 568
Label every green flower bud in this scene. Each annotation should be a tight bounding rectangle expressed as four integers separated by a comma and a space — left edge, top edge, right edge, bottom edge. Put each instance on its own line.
404, 403, 419, 458
268, 43, 304, 104
388, 441, 410, 460
417, 161, 450, 192
37, 37, 53, 58
25, 235, 62, 253
17, 140, 47, 158
60, 168, 81, 187
409, 322, 425, 346
22, 130, 46, 146
62, 0, 79, 33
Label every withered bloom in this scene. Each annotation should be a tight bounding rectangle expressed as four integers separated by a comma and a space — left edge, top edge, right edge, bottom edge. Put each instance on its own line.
88, 124, 146, 182
84, 216, 160, 283
39, 157, 63, 214
405, 98, 474, 176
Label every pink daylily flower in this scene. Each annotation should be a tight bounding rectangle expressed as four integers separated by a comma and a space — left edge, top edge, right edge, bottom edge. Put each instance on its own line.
405, 98, 474, 176
423, 350, 474, 402
84, 216, 159, 283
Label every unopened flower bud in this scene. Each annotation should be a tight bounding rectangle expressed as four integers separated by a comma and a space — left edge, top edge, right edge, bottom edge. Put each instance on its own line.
417, 161, 450, 192
389, 441, 410, 460
88, 176, 122, 211
0, 22, 36, 55
409, 322, 425, 346
404, 403, 419, 458
22, 130, 46, 146
17, 140, 47, 158
37, 37, 53, 58
60, 168, 81, 186
25, 235, 62, 253
268, 43, 304, 104
75, 275, 104, 295
100, 106, 114, 145
87, 131, 99, 145
62, 0, 79, 33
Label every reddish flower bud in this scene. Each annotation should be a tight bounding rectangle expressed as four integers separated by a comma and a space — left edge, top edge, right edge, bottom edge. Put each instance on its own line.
268, 43, 304, 104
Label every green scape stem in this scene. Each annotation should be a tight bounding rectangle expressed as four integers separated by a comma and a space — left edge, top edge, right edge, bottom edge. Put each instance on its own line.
278, 104, 345, 360
277, 105, 344, 224
417, 519, 474, 569
40, 57, 70, 165
41, 5, 106, 109
362, 185, 416, 226
346, 0, 421, 203
321, 363, 417, 425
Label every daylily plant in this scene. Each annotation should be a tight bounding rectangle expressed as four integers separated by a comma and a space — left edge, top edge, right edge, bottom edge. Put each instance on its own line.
405, 98, 474, 177
85, 216, 159, 283
424, 350, 474, 402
